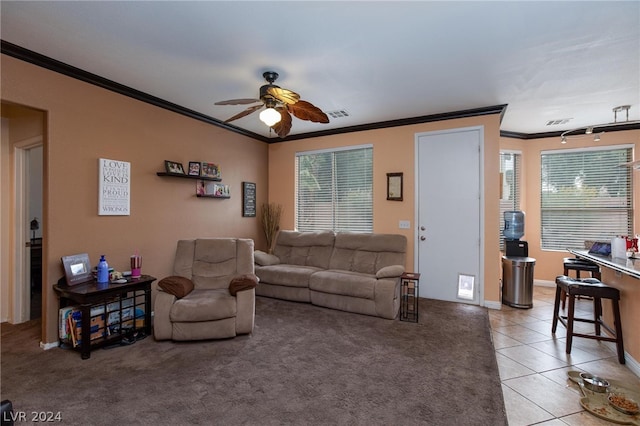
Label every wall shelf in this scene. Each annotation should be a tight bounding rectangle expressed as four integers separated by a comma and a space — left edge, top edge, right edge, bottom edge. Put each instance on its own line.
196, 194, 230, 199
156, 172, 221, 182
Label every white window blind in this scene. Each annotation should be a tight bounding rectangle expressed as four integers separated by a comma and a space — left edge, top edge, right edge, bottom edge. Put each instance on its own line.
500, 152, 521, 250
296, 145, 373, 232
540, 146, 633, 250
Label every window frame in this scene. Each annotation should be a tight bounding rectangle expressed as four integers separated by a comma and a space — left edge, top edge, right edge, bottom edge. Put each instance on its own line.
295, 144, 373, 233
540, 144, 633, 251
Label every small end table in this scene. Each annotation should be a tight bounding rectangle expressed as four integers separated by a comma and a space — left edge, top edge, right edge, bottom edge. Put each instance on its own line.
400, 272, 420, 322
53, 275, 156, 359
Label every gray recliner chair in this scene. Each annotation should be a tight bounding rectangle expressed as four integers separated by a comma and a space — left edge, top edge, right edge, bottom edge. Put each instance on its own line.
153, 238, 256, 341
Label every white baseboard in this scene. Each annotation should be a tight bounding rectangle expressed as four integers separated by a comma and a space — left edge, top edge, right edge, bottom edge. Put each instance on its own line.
40, 341, 59, 350
484, 300, 502, 310
534, 279, 556, 288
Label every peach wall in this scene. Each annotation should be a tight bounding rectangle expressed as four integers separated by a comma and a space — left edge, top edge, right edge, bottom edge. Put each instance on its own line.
501, 130, 640, 282
501, 130, 640, 363
268, 115, 503, 305
1, 55, 269, 344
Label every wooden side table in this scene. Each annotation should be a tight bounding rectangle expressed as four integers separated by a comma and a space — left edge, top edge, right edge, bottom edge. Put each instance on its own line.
53, 275, 156, 359
400, 272, 420, 322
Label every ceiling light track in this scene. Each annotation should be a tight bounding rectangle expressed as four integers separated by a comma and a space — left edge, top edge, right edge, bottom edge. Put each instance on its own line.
560, 105, 640, 144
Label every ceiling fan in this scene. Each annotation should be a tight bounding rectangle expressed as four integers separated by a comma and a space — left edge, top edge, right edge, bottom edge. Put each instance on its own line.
215, 71, 329, 138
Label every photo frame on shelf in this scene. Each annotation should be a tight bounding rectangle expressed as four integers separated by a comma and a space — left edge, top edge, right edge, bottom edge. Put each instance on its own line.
164, 160, 185, 175
242, 182, 256, 217
61, 253, 93, 286
387, 172, 403, 201
188, 161, 201, 176
201, 162, 221, 179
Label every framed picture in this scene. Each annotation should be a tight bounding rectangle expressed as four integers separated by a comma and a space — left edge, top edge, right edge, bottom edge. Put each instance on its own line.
61, 253, 93, 286
201, 162, 221, 179
242, 182, 256, 217
188, 161, 201, 176
387, 172, 403, 201
165, 160, 185, 175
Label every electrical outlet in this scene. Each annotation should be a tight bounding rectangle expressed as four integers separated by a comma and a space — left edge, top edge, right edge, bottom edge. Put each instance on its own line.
399, 220, 411, 229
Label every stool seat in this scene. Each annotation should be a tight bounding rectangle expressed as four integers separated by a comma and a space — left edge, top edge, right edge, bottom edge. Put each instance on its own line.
552, 275, 625, 364
563, 257, 600, 273
555, 276, 620, 300
561, 257, 601, 309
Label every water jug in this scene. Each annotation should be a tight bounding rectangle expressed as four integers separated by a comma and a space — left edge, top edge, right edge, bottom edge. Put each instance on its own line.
97, 255, 109, 283
504, 211, 525, 240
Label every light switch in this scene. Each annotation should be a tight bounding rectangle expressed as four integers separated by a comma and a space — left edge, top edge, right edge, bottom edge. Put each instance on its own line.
399, 220, 411, 229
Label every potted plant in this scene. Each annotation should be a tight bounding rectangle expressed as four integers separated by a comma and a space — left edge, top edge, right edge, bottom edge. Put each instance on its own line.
260, 203, 282, 254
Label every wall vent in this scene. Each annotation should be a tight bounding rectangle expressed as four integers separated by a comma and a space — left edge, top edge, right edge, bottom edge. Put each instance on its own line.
326, 109, 350, 119
546, 118, 572, 126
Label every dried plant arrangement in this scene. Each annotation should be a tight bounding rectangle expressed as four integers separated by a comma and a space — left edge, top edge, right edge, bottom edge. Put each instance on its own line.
260, 202, 282, 254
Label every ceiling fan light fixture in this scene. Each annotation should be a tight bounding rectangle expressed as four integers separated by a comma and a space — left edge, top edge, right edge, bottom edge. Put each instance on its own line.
260, 107, 281, 126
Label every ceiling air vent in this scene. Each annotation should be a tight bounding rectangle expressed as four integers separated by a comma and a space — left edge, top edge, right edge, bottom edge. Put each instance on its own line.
546, 118, 572, 126
326, 110, 350, 119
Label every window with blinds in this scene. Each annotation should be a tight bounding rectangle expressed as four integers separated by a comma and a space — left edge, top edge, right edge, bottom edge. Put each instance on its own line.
500, 152, 521, 250
296, 145, 373, 232
540, 146, 633, 250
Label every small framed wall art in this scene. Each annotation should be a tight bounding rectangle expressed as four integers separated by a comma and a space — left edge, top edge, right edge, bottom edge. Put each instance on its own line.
242, 182, 256, 217
188, 161, 201, 176
201, 162, 221, 179
387, 172, 403, 201
165, 160, 185, 175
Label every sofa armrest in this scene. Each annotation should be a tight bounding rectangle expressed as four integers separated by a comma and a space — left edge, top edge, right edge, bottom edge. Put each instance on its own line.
376, 264, 405, 279
255, 250, 280, 266
235, 288, 255, 335
153, 290, 176, 340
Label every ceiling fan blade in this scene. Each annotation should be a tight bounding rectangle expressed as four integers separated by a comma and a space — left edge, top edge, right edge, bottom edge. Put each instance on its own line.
287, 100, 330, 123
223, 104, 264, 123
267, 87, 300, 105
271, 107, 292, 138
214, 98, 261, 105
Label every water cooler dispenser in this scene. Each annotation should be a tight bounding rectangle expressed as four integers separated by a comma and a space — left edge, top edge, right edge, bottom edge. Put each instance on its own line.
502, 211, 535, 308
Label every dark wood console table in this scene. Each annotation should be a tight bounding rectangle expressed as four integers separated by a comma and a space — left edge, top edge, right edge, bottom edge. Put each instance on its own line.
53, 275, 156, 359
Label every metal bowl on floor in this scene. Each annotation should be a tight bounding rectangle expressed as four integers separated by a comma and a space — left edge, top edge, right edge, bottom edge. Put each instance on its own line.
579, 372, 610, 393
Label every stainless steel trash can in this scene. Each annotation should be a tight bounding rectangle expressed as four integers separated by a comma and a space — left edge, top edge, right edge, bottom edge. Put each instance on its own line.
502, 256, 535, 308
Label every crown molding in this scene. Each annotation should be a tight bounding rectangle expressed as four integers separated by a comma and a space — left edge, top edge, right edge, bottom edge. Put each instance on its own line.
6, 40, 591, 143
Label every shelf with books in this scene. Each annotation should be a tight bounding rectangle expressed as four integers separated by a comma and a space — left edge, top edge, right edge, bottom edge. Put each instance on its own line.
196, 181, 230, 199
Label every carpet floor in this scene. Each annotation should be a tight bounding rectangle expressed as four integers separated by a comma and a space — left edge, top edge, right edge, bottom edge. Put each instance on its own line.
1, 296, 506, 425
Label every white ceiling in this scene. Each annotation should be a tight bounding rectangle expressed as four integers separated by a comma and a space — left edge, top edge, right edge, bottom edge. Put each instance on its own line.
2, 1, 639, 140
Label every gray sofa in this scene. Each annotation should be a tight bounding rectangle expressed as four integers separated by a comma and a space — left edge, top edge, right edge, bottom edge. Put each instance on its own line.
255, 230, 407, 319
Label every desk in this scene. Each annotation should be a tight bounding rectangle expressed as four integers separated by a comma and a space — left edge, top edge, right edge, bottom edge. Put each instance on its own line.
53, 275, 155, 359
569, 250, 640, 364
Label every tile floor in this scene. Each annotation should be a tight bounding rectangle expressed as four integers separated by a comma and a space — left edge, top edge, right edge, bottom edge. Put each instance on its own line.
491, 284, 640, 425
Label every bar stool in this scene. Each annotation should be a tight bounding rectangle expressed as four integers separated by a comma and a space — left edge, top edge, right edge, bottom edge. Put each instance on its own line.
552, 275, 625, 364
561, 258, 601, 308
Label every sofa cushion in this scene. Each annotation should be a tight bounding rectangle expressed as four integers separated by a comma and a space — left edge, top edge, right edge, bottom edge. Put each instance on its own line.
256, 264, 321, 288
273, 230, 335, 268
309, 270, 376, 299
376, 265, 405, 278
158, 276, 194, 299
330, 232, 407, 274
229, 274, 259, 296
170, 289, 236, 322
254, 250, 280, 266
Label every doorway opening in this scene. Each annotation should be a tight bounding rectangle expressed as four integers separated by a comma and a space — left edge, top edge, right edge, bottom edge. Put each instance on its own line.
1, 102, 45, 325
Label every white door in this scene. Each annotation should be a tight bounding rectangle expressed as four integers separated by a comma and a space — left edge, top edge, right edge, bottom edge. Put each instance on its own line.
416, 127, 482, 304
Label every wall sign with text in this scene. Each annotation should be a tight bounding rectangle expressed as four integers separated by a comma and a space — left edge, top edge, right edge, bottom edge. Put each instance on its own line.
99, 158, 131, 216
